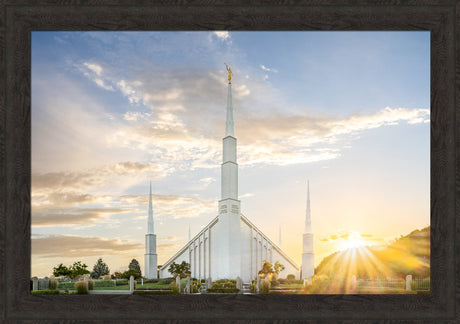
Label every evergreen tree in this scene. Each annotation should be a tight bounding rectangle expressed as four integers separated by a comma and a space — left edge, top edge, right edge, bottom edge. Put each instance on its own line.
128, 259, 141, 277
92, 258, 110, 279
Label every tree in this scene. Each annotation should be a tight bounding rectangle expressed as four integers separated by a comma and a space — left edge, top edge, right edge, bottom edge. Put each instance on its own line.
168, 261, 191, 278
91, 258, 110, 279
121, 269, 142, 280
128, 259, 141, 277
258, 260, 285, 279
52, 263, 71, 277
69, 261, 90, 278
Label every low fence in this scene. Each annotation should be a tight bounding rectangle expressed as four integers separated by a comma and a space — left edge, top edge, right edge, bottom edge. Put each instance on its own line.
357, 276, 430, 291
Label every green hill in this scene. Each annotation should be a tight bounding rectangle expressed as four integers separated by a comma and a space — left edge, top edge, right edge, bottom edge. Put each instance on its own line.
315, 226, 430, 279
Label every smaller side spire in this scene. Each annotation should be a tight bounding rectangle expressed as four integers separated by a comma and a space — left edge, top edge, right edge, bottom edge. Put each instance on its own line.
279, 225, 282, 248
147, 181, 154, 234
305, 180, 312, 233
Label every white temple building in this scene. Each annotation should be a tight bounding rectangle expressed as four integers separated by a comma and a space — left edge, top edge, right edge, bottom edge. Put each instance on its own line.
301, 181, 315, 280
157, 67, 300, 282
144, 182, 158, 279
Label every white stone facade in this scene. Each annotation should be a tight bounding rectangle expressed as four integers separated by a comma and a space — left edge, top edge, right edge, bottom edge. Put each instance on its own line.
159, 214, 299, 282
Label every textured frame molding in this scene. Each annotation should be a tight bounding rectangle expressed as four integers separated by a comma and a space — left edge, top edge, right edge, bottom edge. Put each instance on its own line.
1, 1, 458, 323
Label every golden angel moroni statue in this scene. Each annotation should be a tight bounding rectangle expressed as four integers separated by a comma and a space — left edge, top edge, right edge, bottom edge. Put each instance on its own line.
224, 63, 233, 84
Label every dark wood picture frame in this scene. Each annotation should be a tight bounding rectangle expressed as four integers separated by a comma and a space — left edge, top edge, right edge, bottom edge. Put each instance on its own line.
1, 1, 458, 323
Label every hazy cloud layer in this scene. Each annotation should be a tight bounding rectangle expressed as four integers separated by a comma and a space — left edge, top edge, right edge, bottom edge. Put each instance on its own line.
32, 234, 142, 258
32, 189, 216, 227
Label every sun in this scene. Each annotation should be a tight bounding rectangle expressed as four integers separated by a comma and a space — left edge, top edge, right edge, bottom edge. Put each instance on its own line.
338, 231, 367, 251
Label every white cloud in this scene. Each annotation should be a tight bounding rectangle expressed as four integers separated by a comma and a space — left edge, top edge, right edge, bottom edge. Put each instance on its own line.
213, 31, 230, 40
260, 65, 278, 73
83, 62, 103, 76
94, 78, 114, 91
117, 80, 141, 104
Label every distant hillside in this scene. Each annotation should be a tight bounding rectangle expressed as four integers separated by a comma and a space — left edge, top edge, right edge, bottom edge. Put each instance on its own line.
315, 226, 430, 279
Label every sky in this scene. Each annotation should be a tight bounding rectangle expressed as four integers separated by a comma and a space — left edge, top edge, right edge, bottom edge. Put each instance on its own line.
31, 31, 430, 278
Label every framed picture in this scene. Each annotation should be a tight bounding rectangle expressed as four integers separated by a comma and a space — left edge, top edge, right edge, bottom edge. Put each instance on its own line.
1, 2, 457, 322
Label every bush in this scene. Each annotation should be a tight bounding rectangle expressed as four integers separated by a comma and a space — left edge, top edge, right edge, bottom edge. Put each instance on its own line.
270, 279, 280, 287
133, 290, 176, 295
117, 280, 129, 285
212, 279, 236, 289
286, 274, 295, 280
170, 283, 180, 294
75, 281, 88, 294
135, 287, 172, 291
88, 280, 94, 290
94, 279, 116, 288
49, 279, 58, 290
57, 282, 75, 289
207, 288, 239, 293
143, 279, 159, 284
159, 278, 174, 285
261, 281, 270, 294
31, 289, 60, 295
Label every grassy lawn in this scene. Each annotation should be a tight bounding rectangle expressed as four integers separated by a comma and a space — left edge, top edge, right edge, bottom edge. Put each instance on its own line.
278, 283, 304, 289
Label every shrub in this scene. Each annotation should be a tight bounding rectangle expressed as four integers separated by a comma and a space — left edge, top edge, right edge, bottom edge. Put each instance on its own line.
261, 281, 270, 294
144, 279, 159, 284
270, 279, 280, 287
117, 280, 129, 285
170, 283, 180, 294
135, 287, 172, 291
75, 281, 88, 294
94, 279, 116, 288
159, 278, 174, 285
57, 282, 75, 289
49, 279, 58, 290
88, 280, 94, 290
191, 283, 198, 293
207, 288, 239, 293
212, 279, 236, 289
133, 290, 176, 295
286, 274, 295, 280
31, 289, 60, 295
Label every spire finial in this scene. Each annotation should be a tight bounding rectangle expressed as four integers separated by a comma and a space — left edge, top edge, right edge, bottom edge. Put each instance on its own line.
225, 66, 234, 137
224, 63, 233, 84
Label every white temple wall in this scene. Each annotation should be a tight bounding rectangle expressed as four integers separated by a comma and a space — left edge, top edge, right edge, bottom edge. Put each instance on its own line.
271, 249, 299, 279
239, 221, 253, 282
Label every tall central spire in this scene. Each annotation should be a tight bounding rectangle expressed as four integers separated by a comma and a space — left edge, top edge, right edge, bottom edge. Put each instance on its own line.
148, 181, 154, 234
225, 83, 234, 137
220, 65, 238, 201
218, 64, 241, 279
